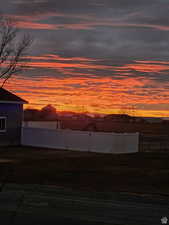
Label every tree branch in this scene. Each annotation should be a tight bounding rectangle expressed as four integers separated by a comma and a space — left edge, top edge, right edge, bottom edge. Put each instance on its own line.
0, 16, 32, 87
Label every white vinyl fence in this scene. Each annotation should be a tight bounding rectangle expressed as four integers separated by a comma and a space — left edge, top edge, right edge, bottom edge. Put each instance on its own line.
21, 127, 139, 154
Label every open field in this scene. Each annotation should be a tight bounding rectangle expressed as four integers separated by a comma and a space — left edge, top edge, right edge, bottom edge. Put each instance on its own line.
0, 146, 169, 195
1, 183, 169, 225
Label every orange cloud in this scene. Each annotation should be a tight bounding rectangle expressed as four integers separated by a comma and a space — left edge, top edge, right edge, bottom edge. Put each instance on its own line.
5, 72, 169, 117
3, 56, 169, 117
6, 13, 169, 31
15, 21, 58, 30
122, 63, 169, 73
25, 61, 114, 70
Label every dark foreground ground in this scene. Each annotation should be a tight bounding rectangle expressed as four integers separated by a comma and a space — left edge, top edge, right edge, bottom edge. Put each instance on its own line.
0, 147, 169, 225
0, 146, 169, 195
0, 183, 169, 225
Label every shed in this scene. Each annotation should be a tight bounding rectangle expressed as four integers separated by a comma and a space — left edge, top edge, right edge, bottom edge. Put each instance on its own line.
0, 88, 28, 146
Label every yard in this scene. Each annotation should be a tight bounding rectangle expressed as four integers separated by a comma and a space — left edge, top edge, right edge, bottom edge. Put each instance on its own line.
0, 146, 169, 195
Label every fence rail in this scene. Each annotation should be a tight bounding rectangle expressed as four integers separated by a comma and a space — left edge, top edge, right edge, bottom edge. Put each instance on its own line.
139, 134, 169, 152
21, 128, 139, 154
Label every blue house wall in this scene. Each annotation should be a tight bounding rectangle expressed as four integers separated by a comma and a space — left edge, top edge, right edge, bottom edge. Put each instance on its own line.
0, 103, 23, 146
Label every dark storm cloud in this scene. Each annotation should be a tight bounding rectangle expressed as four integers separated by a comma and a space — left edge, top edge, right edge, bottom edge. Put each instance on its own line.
30, 27, 169, 61
11, 0, 165, 16
12, 0, 105, 15
3, 0, 169, 62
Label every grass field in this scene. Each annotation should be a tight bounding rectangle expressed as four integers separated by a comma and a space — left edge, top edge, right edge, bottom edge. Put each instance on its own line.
0, 146, 169, 195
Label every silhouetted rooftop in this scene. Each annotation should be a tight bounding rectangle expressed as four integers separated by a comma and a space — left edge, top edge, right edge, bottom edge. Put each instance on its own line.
0, 88, 28, 104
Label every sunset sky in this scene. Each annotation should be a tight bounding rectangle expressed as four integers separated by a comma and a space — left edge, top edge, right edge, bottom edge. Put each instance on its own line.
2, 0, 169, 117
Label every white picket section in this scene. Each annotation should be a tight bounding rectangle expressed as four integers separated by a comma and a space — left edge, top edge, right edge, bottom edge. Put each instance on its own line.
21, 127, 139, 154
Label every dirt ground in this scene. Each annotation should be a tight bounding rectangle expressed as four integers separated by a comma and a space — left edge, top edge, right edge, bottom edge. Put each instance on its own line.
0, 146, 169, 195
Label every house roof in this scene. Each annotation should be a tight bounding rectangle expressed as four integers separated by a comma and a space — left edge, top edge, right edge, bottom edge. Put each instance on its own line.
0, 88, 28, 104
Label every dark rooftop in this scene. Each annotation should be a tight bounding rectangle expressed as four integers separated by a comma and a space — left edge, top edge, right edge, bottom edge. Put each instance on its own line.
0, 88, 28, 104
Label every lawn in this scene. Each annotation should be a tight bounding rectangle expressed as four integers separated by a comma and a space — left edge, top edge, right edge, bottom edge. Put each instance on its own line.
0, 146, 169, 195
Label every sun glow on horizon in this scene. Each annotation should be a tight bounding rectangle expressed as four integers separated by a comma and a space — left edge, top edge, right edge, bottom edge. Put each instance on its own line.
2, 55, 169, 118
5, 75, 169, 118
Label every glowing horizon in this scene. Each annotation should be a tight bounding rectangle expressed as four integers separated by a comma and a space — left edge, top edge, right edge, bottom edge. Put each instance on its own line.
3, 55, 169, 118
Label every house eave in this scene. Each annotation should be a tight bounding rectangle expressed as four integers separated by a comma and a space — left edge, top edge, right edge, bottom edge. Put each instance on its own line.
0, 100, 28, 104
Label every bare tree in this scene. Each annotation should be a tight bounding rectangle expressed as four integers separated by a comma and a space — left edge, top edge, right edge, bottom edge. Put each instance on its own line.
0, 16, 32, 87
